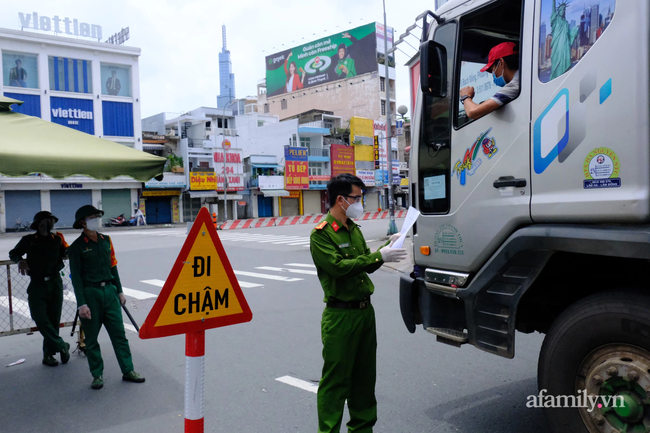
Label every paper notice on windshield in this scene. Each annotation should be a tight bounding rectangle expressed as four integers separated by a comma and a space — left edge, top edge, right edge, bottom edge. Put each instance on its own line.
424, 175, 446, 200
391, 207, 420, 249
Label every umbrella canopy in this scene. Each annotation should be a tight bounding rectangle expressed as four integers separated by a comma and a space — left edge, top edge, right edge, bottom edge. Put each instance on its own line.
0, 95, 166, 181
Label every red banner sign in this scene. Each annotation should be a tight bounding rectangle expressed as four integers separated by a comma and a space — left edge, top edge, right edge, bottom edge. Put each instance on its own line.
285, 160, 309, 189
331, 144, 355, 177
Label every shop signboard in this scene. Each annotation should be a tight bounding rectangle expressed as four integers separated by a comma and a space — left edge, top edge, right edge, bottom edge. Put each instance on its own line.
284, 146, 309, 190
145, 173, 187, 189
259, 175, 285, 190
214, 149, 245, 191
330, 144, 355, 177
356, 170, 375, 187
190, 171, 217, 191
50, 96, 94, 134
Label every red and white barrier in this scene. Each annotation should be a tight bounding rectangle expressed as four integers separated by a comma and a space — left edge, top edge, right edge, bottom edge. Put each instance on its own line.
217, 210, 407, 230
185, 331, 205, 433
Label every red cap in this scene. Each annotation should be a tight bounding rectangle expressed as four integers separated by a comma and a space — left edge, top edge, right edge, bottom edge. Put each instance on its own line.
480, 42, 518, 72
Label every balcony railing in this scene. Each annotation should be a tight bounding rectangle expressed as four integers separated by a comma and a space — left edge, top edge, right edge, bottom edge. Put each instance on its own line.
308, 148, 330, 157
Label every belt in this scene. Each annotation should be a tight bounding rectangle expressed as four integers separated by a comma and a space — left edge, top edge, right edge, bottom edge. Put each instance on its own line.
326, 297, 371, 310
33, 273, 61, 282
86, 281, 113, 288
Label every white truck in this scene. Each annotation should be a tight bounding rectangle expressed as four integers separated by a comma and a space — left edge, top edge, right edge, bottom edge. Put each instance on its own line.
401, 1, 650, 431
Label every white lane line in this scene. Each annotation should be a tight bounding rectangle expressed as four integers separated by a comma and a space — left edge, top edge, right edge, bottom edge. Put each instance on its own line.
271, 239, 310, 245
285, 263, 316, 268
0, 296, 31, 319
255, 266, 318, 276
121, 287, 157, 300
123, 323, 137, 333
276, 376, 318, 394
141, 279, 165, 288
234, 271, 303, 282
287, 242, 311, 246
143, 278, 263, 289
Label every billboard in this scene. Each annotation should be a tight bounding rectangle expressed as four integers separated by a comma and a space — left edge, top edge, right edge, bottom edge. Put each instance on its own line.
214, 149, 245, 191
3, 52, 38, 89
265, 23, 378, 97
284, 146, 309, 190
50, 96, 94, 134
190, 171, 217, 191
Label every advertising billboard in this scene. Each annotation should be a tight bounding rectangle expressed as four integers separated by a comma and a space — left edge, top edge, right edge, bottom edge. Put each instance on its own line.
101, 63, 131, 97
3, 52, 38, 89
190, 171, 217, 191
265, 23, 378, 97
50, 96, 94, 134
284, 146, 309, 190
330, 144, 355, 177
214, 149, 245, 191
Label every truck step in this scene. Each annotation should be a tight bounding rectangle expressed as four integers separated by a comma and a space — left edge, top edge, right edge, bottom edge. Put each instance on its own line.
425, 327, 469, 344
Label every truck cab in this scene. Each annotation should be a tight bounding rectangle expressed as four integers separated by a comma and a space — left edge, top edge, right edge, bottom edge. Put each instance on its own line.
402, 1, 650, 431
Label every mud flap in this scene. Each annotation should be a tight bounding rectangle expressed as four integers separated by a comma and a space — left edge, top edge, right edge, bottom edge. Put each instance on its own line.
399, 274, 418, 333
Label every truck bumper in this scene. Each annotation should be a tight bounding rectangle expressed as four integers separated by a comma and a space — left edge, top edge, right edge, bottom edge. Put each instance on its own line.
399, 274, 418, 333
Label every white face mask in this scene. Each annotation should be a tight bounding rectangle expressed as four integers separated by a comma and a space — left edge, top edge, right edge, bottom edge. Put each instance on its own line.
85, 217, 102, 231
341, 198, 364, 219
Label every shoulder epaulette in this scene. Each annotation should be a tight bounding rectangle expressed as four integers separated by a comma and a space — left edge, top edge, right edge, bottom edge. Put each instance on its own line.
315, 221, 328, 230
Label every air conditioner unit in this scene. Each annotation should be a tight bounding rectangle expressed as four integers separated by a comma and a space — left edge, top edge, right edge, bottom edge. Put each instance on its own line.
202, 140, 215, 148
224, 128, 237, 137
205, 127, 213, 133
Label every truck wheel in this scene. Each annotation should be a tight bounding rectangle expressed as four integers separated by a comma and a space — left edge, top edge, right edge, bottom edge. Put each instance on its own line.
538, 291, 650, 433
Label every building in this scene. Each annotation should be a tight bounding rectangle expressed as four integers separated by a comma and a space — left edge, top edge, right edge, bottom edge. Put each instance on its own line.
260, 22, 396, 129
217, 25, 236, 109
0, 25, 143, 232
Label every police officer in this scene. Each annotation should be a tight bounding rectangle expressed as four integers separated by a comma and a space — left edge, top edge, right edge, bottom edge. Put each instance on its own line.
67, 205, 144, 390
9, 211, 70, 367
310, 174, 407, 432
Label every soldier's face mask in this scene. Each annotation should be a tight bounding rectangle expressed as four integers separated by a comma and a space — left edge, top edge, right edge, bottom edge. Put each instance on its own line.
85, 216, 102, 232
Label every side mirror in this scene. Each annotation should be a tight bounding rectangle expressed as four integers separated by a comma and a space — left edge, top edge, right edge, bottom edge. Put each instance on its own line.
420, 40, 447, 98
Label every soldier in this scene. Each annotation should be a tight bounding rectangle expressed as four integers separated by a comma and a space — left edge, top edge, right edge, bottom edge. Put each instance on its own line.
9, 211, 70, 367
310, 174, 407, 432
67, 205, 144, 390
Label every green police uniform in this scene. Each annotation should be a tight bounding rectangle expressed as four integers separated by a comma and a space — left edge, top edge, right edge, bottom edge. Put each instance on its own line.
68, 232, 134, 378
310, 213, 386, 433
9, 232, 69, 361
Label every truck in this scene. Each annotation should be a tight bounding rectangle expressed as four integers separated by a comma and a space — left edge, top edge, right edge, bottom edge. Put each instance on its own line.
400, 1, 650, 431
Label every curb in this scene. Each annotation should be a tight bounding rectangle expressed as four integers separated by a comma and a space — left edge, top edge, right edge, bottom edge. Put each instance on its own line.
218, 210, 407, 230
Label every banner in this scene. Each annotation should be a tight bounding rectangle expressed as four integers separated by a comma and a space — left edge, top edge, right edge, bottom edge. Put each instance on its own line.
331, 144, 355, 177
214, 149, 245, 191
265, 23, 378, 97
356, 170, 375, 187
284, 146, 309, 190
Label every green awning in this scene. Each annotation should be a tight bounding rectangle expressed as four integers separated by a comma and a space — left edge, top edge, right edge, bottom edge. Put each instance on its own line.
0, 95, 166, 181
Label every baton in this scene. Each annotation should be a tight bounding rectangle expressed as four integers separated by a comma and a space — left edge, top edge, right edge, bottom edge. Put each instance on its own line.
122, 304, 140, 332
70, 309, 79, 337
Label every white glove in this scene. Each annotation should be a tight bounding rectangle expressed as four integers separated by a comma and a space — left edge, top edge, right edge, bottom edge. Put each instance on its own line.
380, 247, 408, 263
388, 233, 402, 248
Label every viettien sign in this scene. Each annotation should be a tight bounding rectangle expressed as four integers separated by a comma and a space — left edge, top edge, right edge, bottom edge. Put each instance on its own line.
18, 12, 102, 40
50, 97, 94, 134
139, 207, 252, 339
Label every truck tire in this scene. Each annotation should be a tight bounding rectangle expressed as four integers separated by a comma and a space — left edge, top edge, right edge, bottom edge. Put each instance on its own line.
538, 291, 650, 433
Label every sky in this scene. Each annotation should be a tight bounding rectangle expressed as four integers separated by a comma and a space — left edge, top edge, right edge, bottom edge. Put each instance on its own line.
0, 0, 430, 119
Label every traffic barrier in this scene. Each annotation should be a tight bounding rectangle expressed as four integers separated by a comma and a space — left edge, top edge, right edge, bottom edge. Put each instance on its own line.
217, 211, 407, 230
212, 213, 217, 230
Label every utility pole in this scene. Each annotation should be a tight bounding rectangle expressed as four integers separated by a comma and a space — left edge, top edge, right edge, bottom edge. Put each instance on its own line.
220, 99, 237, 222
383, 0, 398, 235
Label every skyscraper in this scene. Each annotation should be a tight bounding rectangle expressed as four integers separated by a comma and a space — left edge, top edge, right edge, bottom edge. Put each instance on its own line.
217, 25, 236, 109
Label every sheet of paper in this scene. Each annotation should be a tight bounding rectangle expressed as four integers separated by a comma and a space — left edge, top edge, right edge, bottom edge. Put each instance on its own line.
392, 207, 420, 249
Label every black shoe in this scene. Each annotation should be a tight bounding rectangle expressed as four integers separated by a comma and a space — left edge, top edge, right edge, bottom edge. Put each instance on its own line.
42, 355, 59, 367
60, 342, 70, 364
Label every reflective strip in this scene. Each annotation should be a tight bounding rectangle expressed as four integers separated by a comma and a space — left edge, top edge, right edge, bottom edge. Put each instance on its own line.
185, 356, 204, 420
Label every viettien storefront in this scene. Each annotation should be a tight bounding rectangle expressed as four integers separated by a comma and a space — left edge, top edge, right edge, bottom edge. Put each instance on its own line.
141, 173, 185, 224
0, 176, 139, 231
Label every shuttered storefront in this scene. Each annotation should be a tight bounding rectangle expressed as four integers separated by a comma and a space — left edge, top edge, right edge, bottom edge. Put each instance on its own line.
101, 189, 132, 225
5, 190, 41, 231
302, 191, 321, 215
51, 190, 92, 228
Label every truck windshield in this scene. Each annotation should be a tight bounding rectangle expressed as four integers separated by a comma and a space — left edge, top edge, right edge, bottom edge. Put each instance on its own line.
418, 22, 457, 214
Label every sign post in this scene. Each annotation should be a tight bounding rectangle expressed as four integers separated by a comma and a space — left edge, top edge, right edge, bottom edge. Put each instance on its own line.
140, 207, 252, 432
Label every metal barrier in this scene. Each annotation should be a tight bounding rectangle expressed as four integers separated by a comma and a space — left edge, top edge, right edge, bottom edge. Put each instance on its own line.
0, 259, 77, 337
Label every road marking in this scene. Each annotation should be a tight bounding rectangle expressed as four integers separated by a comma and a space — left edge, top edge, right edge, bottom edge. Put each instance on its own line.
234, 271, 303, 282
275, 375, 319, 394
143, 278, 263, 289
284, 263, 316, 268
255, 266, 318, 276
123, 323, 137, 333
0, 296, 31, 319
121, 287, 157, 300
141, 279, 165, 287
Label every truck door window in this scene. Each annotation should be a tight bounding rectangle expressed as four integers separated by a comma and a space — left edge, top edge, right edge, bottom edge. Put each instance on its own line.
418, 22, 457, 214
456, 0, 523, 128
538, 0, 616, 83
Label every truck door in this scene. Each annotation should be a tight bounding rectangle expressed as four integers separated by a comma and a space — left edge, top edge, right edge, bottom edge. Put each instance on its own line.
416, 0, 533, 273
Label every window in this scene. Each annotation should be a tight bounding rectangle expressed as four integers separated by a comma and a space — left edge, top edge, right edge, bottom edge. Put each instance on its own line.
418, 22, 457, 214
380, 77, 385, 92
381, 100, 386, 116
264, 103, 269, 113
455, 0, 523, 128
2, 52, 38, 89
100, 63, 132, 97
538, 0, 615, 83
48, 56, 92, 93
300, 137, 311, 147
281, 99, 287, 110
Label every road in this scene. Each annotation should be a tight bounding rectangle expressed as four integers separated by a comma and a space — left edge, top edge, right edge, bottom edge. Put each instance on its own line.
0, 219, 550, 433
